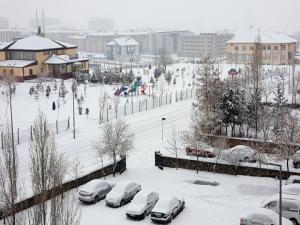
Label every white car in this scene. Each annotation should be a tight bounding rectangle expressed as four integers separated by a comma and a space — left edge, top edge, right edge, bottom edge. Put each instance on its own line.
262, 194, 300, 225
126, 190, 159, 220
283, 184, 300, 195
240, 208, 293, 225
223, 145, 257, 163
105, 180, 141, 207
286, 176, 300, 185
151, 196, 185, 223
78, 179, 113, 204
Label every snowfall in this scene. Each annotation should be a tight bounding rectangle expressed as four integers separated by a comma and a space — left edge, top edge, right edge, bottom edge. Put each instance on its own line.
0, 61, 299, 225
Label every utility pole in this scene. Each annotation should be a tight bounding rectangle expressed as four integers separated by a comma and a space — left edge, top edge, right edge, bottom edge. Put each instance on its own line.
161, 117, 166, 141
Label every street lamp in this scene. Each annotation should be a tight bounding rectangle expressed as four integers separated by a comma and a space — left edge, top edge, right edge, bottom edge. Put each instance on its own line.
161, 117, 166, 141
71, 64, 77, 139
267, 163, 282, 225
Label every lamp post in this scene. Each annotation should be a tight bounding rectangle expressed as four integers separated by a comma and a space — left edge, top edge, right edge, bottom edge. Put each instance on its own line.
267, 163, 282, 225
71, 64, 76, 139
161, 117, 166, 141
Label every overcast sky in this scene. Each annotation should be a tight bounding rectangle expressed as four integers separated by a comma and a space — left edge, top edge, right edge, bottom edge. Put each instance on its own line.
2, 0, 300, 33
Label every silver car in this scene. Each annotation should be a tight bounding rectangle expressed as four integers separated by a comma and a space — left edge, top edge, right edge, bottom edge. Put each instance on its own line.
105, 180, 141, 207
126, 190, 159, 220
78, 179, 113, 204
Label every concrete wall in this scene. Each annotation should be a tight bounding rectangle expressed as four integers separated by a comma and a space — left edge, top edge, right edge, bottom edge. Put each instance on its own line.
4, 157, 126, 218
155, 152, 300, 179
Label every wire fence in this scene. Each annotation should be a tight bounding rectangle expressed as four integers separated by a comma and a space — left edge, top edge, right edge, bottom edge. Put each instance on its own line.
99, 87, 195, 122
1, 118, 70, 149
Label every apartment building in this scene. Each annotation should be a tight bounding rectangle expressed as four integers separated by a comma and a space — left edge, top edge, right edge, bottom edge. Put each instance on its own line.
177, 32, 233, 58
226, 30, 297, 65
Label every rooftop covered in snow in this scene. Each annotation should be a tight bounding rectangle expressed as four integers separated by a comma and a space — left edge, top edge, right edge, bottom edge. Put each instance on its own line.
107, 37, 139, 46
227, 29, 297, 44
0, 60, 36, 67
43, 54, 89, 65
1, 35, 77, 51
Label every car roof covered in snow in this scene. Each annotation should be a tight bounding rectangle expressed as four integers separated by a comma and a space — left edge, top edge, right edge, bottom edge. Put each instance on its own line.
152, 196, 180, 214
80, 179, 107, 191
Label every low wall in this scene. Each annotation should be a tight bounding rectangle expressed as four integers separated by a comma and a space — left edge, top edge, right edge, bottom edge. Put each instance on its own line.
12, 157, 126, 215
155, 152, 300, 179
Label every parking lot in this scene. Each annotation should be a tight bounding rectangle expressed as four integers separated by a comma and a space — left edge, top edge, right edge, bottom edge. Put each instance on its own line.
79, 100, 279, 225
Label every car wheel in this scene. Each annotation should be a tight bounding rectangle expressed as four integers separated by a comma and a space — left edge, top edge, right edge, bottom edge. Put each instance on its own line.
290, 218, 298, 225
93, 196, 99, 204
244, 157, 249, 162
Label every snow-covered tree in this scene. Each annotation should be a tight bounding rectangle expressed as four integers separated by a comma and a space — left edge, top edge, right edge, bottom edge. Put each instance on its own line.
165, 128, 182, 169
95, 119, 134, 176
59, 80, 67, 99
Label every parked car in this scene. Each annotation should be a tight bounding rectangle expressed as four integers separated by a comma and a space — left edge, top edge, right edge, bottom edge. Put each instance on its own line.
240, 208, 293, 225
283, 184, 300, 195
185, 147, 215, 158
126, 190, 159, 220
286, 176, 300, 185
292, 151, 300, 168
261, 194, 300, 225
78, 179, 113, 204
223, 145, 257, 163
105, 180, 141, 207
151, 196, 185, 223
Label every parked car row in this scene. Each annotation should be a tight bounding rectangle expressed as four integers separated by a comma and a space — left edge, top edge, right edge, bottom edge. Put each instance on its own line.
185, 144, 259, 164
240, 180, 300, 225
78, 179, 185, 223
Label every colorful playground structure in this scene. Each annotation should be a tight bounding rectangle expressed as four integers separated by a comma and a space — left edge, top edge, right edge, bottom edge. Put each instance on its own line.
114, 80, 146, 96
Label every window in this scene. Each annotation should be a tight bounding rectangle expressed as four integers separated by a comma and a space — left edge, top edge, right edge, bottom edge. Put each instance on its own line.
29, 69, 33, 76
267, 45, 271, 50
266, 201, 277, 209
234, 46, 239, 51
242, 46, 246, 51
281, 45, 286, 50
274, 46, 278, 50
250, 46, 254, 51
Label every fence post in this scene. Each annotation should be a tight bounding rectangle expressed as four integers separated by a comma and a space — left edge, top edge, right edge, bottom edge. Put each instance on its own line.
132, 101, 133, 114
124, 104, 127, 116
146, 98, 148, 110
67, 117, 70, 130
165, 94, 168, 105
170, 92, 172, 104
1, 132, 3, 149
107, 108, 109, 121
180, 90, 183, 101
175, 91, 178, 102
153, 98, 154, 108
56, 120, 58, 134
30, 125, 33, 141
139, 100, 141, 112
17, 128, 20, 145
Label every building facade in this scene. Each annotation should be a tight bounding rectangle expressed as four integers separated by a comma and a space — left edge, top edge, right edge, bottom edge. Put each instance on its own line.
0, 30, 22, 42
105, 37, 140, 63
177, 33, 233, 59
226, 30, 297, 65
0, 35, 89, 81
88, 18, 114, 31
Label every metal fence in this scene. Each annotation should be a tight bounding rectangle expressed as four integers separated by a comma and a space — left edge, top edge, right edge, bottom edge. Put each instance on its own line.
99, 87, 195, 122
1, 118, 70, 149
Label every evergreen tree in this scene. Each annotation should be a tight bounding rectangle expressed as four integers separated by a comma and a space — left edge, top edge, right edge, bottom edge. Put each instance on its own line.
59, 80, 67, 99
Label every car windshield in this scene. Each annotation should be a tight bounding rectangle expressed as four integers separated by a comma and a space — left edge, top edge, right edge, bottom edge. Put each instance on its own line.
133, 194, 147, 204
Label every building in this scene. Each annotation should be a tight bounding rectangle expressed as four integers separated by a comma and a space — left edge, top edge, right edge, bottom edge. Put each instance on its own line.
88, 18, 114, 31
105, 37, 140, 63
0, 30, 22, 42
177, 32, 233, 59
0, 35, 89, 81
0, 18, 9, 29
226, 30, 298, 65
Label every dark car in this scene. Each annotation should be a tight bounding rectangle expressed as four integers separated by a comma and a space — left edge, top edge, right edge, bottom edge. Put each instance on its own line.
186, 147, 215, 158
151, 197, 185, 223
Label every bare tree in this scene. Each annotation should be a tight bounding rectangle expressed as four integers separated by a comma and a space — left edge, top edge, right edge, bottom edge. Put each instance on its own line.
258, 105, 273, 142
165, 128, 182, 169
275, 112, 300, 172
98, 92, 108, 123
95, 119, 134, 176
0, 124, 18, 225
29, 112, 81, 225
94, 141, 108, 179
